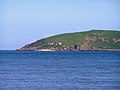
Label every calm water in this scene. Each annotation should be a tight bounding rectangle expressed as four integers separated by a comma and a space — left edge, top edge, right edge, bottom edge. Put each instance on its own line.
0, 50, 120, 90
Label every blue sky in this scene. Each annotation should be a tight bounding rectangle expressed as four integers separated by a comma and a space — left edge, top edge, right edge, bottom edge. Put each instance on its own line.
0, 0, 120, 50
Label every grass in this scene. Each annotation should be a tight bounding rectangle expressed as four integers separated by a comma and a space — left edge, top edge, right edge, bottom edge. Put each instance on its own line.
22, 30, 120, 50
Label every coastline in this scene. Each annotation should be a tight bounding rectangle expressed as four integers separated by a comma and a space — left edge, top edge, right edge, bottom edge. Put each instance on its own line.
16, 48, 120, 52
37, 49, 55, 51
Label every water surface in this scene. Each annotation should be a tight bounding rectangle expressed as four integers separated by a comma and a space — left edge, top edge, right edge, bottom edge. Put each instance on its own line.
0, 50, 120, 90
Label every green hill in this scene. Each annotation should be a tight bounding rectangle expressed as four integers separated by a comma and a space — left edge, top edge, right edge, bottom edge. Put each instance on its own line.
17, 30, 120, 51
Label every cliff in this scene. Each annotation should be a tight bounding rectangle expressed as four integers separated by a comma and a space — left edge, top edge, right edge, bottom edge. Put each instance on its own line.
17, 30, 120, 51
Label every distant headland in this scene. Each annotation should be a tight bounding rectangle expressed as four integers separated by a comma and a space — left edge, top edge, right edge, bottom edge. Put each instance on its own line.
17, 30, 120, 51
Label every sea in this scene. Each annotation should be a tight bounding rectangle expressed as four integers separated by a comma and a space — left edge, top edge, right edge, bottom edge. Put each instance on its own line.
0, 50, 120, 90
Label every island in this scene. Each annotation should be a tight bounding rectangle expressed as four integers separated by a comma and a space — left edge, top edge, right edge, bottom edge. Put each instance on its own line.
17, 30, 120, 51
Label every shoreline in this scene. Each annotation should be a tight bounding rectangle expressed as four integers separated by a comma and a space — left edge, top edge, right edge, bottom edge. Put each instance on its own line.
37, 49, 55, 51
16, 49, 120, 52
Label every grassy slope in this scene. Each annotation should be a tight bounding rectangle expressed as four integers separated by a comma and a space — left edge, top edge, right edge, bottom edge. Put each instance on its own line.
90, 30, 120, 49
23, 30, 120, 49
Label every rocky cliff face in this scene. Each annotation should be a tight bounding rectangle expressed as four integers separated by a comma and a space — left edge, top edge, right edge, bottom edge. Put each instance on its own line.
17, 30, 120, 51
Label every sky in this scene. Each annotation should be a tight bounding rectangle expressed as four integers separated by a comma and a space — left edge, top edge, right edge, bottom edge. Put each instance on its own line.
0, 0, 120, 50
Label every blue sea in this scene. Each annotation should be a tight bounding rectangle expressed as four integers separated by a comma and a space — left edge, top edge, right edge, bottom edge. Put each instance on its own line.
0, 50, 120, 90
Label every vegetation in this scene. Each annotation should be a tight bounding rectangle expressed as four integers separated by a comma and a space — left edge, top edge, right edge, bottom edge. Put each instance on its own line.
18, 30, 120, 51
